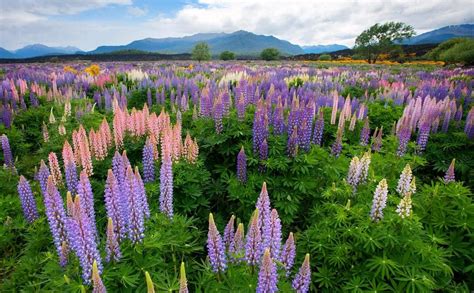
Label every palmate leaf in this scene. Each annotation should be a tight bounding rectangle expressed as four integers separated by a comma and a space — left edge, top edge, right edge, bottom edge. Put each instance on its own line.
366, 254, 400, 279
343, 276, 368, 293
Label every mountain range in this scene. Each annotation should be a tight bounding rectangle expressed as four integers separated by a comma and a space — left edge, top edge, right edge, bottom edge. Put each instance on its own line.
0, 24, 472, 59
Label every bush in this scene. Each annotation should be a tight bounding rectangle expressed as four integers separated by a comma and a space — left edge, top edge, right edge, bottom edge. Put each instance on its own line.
219, 51, 235, 61
428, 38, 474, 65
192, 42, 211, 62
260, 48, 280, 61
319, 54, 332, 61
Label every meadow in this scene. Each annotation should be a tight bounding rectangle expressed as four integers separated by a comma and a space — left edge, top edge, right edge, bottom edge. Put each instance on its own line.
0, 61, 473, 292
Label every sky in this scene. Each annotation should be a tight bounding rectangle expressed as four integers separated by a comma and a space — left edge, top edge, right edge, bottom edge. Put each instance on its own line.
0, 0, 473, 51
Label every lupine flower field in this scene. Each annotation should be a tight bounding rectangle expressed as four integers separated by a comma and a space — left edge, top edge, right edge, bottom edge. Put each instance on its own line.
0, 62, 473, 292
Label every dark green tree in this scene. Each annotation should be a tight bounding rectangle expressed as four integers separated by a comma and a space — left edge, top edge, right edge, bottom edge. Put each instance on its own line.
192, 42, 211, 62
354, 22, 415, 64
428, 38, 474, 65
219, 51, 235, 61
319, 54, 332, 61
260, 48, 280, 61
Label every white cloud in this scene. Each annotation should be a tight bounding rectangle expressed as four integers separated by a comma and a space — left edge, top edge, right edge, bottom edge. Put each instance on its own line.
0, 0, 472, 51
127, 6, 148, 17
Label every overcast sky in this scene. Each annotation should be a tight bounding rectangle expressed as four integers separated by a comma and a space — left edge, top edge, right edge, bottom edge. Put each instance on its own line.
0, 0, 473, 51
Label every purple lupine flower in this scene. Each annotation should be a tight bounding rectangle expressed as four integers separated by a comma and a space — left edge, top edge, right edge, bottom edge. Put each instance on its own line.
207, 213, 227, 273
280, 232, 296, 276
44, 176, 69, 267
259, 139, 268, 172
256, 182, 271, 235
347, 156, 362, 193
105, 217, 121, 262
236, 93, 246, 121
298, 118, 312, 153
63, 154, 78, 195
112, 151, 126, 187
312, 109, 324, 146
360, 118, 370, 146
257, 249, 278, 293
223, 215, 235, 251
17, 175, 39, 223
126, 166, 144, 244
331, 128, 343, 157
77, 170, 98, 239
104, 170, 127, 240
397, 125, 411, 157
245, 209, 263, 266
134, 167, 149, 218
159, 148, 174, 219
67, 194, 103, 284
264, 209, 282, 260
142, 138, 155, 183
1, 134, 14, 170
92, 260, 106, 293
213, 96, 224, 134
37, 160, 50, 195
292, 254, 311, 293
237, 146, 247, 183
370, 179, 388, 222
416, 120, 430, 153
287, 126, 299, 158
272, 101, 285, 135
444, 159, 455, 183
442, 109, 451, 133
147, 88, 152, 108
229, 223, 245, 263
371, 127, 383, 152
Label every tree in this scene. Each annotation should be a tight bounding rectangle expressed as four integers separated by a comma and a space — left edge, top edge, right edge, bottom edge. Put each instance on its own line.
354, 22, 415, 64
319, 54, 332, 61
192, 42, 211, 62
260, 48, 280, 61
220, 51, 235, 61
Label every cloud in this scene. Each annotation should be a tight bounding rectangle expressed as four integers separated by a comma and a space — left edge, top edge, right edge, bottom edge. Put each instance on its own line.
0, 0, 472, 51
127, 6, 148, 17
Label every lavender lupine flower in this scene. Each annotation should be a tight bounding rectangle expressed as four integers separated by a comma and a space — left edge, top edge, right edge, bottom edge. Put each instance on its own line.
298, 118, 312, 153
370, 179, 388, 222
77, 171, 98, 239
159, 148, 174, 219
259, 139, 268, 172
444, 159, 455, 183
442, 109, 451, 133
257, 249, 278, 293
1, 134, 14, 170
265, 209, 282, 260
292, 254, 311, 293
134, 167, 149, 218
229, 223, 245, 262
280, 232, 296, 276
416, 120, 430, 153
287, 126, 299, 158
396, 164, 413, 196
67, 195, 102, 284
104, 170, 127, 241
312, 109, 324, 146
397, 125, 411, 157
360, 118, 370, 146
179, 262, 188, 293
37, 160, 50, 194
256, 182, 271, 235
63, 143, 78, 194
112, 151, 125, 187
207, 213, 227, 273
126, 166, 145, 244
347, 156, 362, 193
223, 215, 235, 251
17, 175, 39, 223
213, 96, 224, 134
142, 138, 155, 183
105, 217, 121, 262
245, 209, 263, 266
331, 128, 343, 157
44, 176, 69, 267
272, 102, 285, 135
92, 260, 106, 293
237, 146, 247, 183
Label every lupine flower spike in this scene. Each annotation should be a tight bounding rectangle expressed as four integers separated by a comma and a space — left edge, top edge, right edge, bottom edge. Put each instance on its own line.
207, 213, 227, 273
223, 215, 235, 251
444, 159, 455, 183
292, 254, 311, 293
229, 223, 245, 262
245, 209, 262, 266
370, 179, 388, 222
145, 271, 155, 293
280, 232, 296, 276
17, 176, 39, 223
105, 217, 121, 262
92, 260, 106, 293
179, 262, 188, 293
237, 146, 247, 183
256, 248, 278, 293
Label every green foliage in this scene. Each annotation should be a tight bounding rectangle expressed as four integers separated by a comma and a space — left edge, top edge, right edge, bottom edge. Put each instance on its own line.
192, 42, 211, 62
428, 38, 474, 65
319, 54, 332, 61
355, 22, 415, 63
219, 51, 235, 61
260, 48, 280, 61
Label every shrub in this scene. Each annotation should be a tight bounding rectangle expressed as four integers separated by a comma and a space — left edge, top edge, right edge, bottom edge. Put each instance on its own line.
220, 51, 235, 61
260, 48, 280, 61
319, 54, 332, 61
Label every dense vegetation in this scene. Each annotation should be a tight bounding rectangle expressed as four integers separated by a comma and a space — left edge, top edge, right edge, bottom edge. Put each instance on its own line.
0, 61, 473, 292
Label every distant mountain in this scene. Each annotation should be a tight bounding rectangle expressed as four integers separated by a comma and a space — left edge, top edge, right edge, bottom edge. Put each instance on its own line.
0, 47, 16, 58
91, 30, 304, 55
302, 44, 349, 54
402, 24, 474, 45
13, 44, 83, 58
